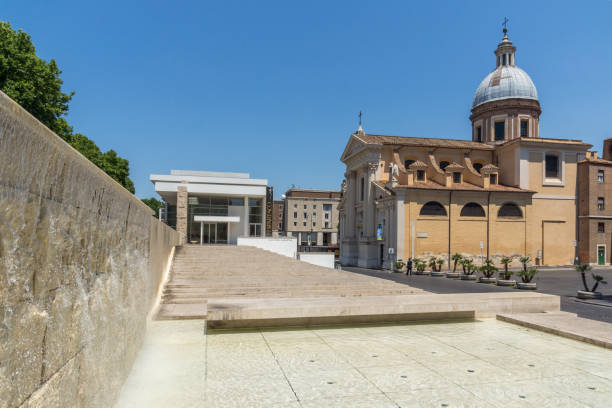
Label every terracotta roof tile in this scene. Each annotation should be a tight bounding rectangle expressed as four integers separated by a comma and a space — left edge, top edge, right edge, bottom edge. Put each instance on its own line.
356, 133, 495, 150
444, 162, 464, 171
396, 180, 532, 193
408, 160, 428, 169
579, 158, 612, 166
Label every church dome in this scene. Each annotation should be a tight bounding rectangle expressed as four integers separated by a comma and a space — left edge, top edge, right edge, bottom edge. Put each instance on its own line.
472, 65, 538, 108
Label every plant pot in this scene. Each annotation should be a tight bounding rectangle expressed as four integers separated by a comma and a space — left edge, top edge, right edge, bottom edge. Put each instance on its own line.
497, 279, 517, 287
517, 282, 537, 290
445, 272, 461, 278
415, 270, 430, 275
577, 290, 603, 299
431, 271, 445, 277
478, 277, 497, 284
393, 268, 403, 273
461, 274, 477, 281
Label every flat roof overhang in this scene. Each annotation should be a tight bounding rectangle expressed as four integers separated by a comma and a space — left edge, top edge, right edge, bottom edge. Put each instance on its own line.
194, 216, 241, 223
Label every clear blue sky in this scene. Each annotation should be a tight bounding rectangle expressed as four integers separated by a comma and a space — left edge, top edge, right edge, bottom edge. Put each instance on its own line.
4, 1, 612, 199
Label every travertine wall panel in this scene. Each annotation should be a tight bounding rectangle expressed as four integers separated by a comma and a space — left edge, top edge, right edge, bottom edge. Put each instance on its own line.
0, 91, 179, 408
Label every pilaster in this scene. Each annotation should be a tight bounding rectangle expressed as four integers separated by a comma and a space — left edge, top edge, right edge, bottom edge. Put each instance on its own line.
176, 185, 188, 243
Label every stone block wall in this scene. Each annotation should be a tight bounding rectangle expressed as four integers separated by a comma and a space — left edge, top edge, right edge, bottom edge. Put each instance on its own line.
0, 91, 180, 408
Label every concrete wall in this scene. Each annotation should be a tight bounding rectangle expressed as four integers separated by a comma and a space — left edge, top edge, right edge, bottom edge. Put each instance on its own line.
0, 91, 180, 408
298, 253, 335, 269
237, 236, 297, 258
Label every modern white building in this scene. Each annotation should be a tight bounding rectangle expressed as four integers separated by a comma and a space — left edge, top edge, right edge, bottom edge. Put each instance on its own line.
150, 170, 269, 244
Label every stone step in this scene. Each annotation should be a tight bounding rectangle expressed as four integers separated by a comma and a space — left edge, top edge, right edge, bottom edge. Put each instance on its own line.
205, 292, 561, 329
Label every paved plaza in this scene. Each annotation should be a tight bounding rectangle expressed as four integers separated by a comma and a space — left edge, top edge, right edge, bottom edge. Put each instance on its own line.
116, 318, 612, 408
345, 267, 612, 324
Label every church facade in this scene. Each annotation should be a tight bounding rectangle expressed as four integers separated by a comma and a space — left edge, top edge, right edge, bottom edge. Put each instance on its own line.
338, 29, 592, 269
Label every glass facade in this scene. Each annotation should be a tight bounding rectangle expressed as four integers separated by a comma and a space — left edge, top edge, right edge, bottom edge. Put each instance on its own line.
248, 198, 263, 237
185, 195, 248, 243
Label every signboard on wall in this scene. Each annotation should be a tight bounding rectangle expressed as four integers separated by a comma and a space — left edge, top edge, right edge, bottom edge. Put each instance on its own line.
376, 224, 383, 241
265, 186, 273, 236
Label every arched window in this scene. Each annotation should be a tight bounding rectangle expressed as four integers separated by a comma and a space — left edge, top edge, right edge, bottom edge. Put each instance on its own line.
473, 163, 483, 174
460, 202, 485, 217
439, 161, 450, 171
420, 201, 447, 216
498, 203, 522, 218
404, 159, 415, 169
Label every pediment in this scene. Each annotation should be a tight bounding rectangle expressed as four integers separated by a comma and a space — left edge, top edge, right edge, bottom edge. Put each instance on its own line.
340, 135, 367, 162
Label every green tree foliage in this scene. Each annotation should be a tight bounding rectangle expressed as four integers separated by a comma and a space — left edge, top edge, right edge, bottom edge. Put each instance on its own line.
0, 21, 135, 193
141, 197, 164, 218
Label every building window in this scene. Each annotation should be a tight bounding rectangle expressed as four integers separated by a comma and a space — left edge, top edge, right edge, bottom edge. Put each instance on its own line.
360, 177, 365, 201
313, 204, 316, 209
303, 212, 307, 218
476, 126, 482, 142
313, 212, 316, 218
598, 197, 605, 210
598, 222, 605, 233
247, 198, 263, 236
416, 170, 425, 181
502, 54, 507, 65
419, 201, 447, 216
323, 204, 332, 211
303, 222, 306, 226
498, 202, 523, 218
294, 204, 297, 208
520, 119, 529, 137
494, 121, 505, 141
325, 221, 329, 228
545, 154, 560, 178
313, 221, 316, 227
598, 170, 604, 183
453, 172, 462, 183
404, 159, 415, 169
293, 212, 297, 218
249, 224, 262, 236
303, 204, 307, 209
294, 222, 297, 226
460, 202, 485, 217
325, 213, 329, 219
473, 163, 483, 174
490, 174, 497, 184
439, 161, 450, 171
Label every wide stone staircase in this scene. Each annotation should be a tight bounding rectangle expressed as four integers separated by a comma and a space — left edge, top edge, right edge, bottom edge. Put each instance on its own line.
156, 245, 560, 328
156, 244, 423, 320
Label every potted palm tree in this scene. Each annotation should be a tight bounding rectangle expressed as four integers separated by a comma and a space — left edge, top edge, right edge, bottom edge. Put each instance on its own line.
430, 256, 444, 277
500, 256, 513, 277
451, 253, 463, 273
575, 264, 608, 299
460, 258, 477, 280
393, 259, 405, 273
497, 260, 516, 287
414, 258, 429, 275
519, 256, 531, 273
478, 259, 498, 284
517, 268, 538, 289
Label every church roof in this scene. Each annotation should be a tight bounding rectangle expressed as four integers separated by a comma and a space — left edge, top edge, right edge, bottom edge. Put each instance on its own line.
579, 157, 612, 167
354, 133, 494, 150
397, 180, 533, 193
444, 162, 464, 171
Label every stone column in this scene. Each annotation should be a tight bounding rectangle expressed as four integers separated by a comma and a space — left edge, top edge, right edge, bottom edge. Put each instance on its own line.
344, 171, 356, 238
365, 162, 378, 238
317, 232, 323, 246
177, 185, 188, 244
396, 191, 405, 260
243, 196, 249, 236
